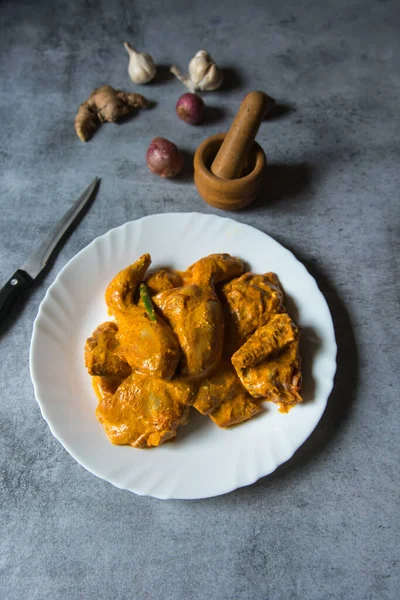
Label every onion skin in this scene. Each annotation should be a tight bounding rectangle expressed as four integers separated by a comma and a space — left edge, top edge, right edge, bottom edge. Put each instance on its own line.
176, 93, 205, 125
146, 137, 184, 178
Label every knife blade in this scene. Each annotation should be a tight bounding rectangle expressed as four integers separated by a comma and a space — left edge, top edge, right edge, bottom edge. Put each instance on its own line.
0, 177, 100, 322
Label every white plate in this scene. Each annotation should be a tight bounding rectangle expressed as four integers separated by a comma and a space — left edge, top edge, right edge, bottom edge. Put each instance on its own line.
30, 213, 337, 499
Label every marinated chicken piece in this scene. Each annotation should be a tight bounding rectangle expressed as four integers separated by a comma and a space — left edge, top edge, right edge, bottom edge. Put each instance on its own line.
194, 361, 244, 414
221, 272, 285, 353
232, 313, 302, 408
210, 394, 263, 427
152, 254, 243, 381
92, 375, 125, 401
115, 308, 181, 379
194, 362, 263, 427
232, 313, 299, 372
154, 284, 223, 381
105, 253, 151, 316
183, 253, 244, 286
104, 254, 181, 380
84, 322, 132, 378
144, 268, 183, 296
96, 371, 196, 448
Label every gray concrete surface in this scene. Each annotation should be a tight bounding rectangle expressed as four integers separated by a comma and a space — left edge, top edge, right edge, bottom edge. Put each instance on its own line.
1, 0, 399, 598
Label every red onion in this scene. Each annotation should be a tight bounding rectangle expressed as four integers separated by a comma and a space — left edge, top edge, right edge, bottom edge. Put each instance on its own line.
146, 137, 184, 178
176, 93, 205, 125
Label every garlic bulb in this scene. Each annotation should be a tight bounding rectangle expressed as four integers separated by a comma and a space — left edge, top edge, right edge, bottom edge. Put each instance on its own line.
189, 50, 223, 90
170, 50, 223, 92
124, 42, 156, 84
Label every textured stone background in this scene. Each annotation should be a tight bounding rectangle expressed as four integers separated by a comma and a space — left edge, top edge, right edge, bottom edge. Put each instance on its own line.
0, 1, 399, 599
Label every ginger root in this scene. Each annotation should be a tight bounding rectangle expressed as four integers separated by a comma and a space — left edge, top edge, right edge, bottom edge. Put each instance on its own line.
75, 85, 153, 142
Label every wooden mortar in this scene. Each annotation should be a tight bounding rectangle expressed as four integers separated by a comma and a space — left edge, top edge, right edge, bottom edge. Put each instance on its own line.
194, 91, 268, 210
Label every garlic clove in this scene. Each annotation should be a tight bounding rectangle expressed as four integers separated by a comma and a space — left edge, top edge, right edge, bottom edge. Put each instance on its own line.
124, 42, 156, 85
198, 63, 224, 91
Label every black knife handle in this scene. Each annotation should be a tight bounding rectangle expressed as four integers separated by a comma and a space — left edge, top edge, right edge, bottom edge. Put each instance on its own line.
0, 270, 34, 321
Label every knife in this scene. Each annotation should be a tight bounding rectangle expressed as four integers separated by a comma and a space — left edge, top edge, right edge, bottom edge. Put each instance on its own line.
0, 177, 100, 322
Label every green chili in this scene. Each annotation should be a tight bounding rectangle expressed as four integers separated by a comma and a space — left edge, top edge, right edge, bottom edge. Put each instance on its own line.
139, 283, 157, 322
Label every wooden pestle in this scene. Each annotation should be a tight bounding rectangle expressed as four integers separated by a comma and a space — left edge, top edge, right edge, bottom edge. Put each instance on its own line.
211, 91, 269, 180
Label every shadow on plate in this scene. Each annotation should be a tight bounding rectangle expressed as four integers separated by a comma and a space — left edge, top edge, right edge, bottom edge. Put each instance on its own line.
177, 406, 212, 443
285, 294, 320, 405
298, 325, 320, 405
